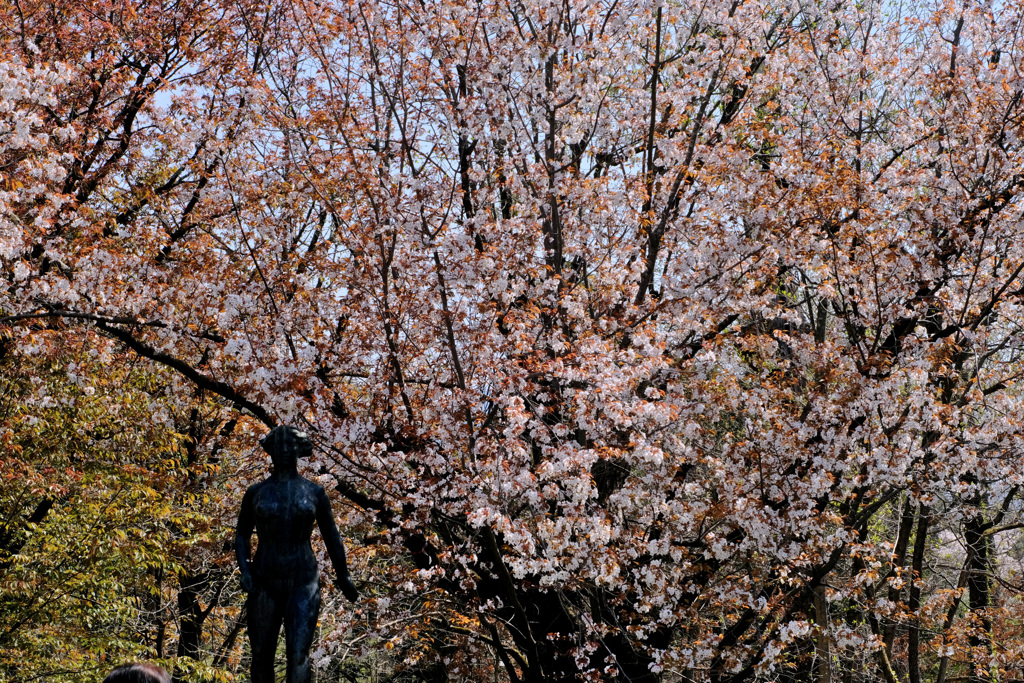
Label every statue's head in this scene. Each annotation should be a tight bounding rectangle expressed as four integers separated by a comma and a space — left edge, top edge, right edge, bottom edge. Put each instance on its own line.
259, 425, 313, 472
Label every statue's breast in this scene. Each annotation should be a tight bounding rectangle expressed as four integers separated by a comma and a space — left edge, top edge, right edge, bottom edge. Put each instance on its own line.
253, 482, 317, 533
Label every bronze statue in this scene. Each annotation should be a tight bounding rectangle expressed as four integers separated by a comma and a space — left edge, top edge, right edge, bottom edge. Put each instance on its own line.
235, 425, 359, 683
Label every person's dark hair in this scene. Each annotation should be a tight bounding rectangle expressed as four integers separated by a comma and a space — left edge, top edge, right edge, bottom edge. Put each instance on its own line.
102, 663, 171, 683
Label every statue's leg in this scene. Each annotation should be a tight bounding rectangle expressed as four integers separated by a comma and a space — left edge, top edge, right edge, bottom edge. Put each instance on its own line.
247, 584, 284, 683
283, 579, 321, 683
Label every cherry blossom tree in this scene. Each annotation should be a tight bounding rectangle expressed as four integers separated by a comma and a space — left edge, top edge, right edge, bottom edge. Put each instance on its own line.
4, 0, 1024, 680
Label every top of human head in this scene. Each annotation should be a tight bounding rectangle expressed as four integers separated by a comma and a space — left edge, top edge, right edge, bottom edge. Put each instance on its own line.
260, 425, 313, 470
102, 663, 171, 683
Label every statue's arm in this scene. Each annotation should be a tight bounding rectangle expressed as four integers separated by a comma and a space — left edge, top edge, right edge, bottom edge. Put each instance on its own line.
316, 486, 358, 602
235, 486, 256, 592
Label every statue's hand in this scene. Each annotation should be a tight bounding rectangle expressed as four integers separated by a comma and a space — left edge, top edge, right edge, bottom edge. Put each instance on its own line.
335, 574, 359, 602
240, 572, 253, 593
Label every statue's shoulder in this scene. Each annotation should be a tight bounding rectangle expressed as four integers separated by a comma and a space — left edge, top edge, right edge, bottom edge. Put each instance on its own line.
298, 476, 329, 501
244, 479, 271, 498
300, 475, 327, 493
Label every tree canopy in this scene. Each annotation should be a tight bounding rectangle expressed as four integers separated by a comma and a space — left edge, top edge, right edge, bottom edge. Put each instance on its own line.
4, 0, 1024, 680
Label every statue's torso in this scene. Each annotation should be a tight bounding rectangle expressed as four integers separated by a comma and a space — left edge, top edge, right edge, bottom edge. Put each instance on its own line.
250, 476, 322, 588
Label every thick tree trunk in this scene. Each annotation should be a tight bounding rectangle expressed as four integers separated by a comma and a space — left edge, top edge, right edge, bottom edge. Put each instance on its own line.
964, 506, 992, 683
908, 505, 930, 683
173, 570, 211, 682
814, 584, 831, 683
883, 499, 916, 653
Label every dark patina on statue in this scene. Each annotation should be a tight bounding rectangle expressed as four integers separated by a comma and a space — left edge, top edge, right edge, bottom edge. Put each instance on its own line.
236, 425, 359, 683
